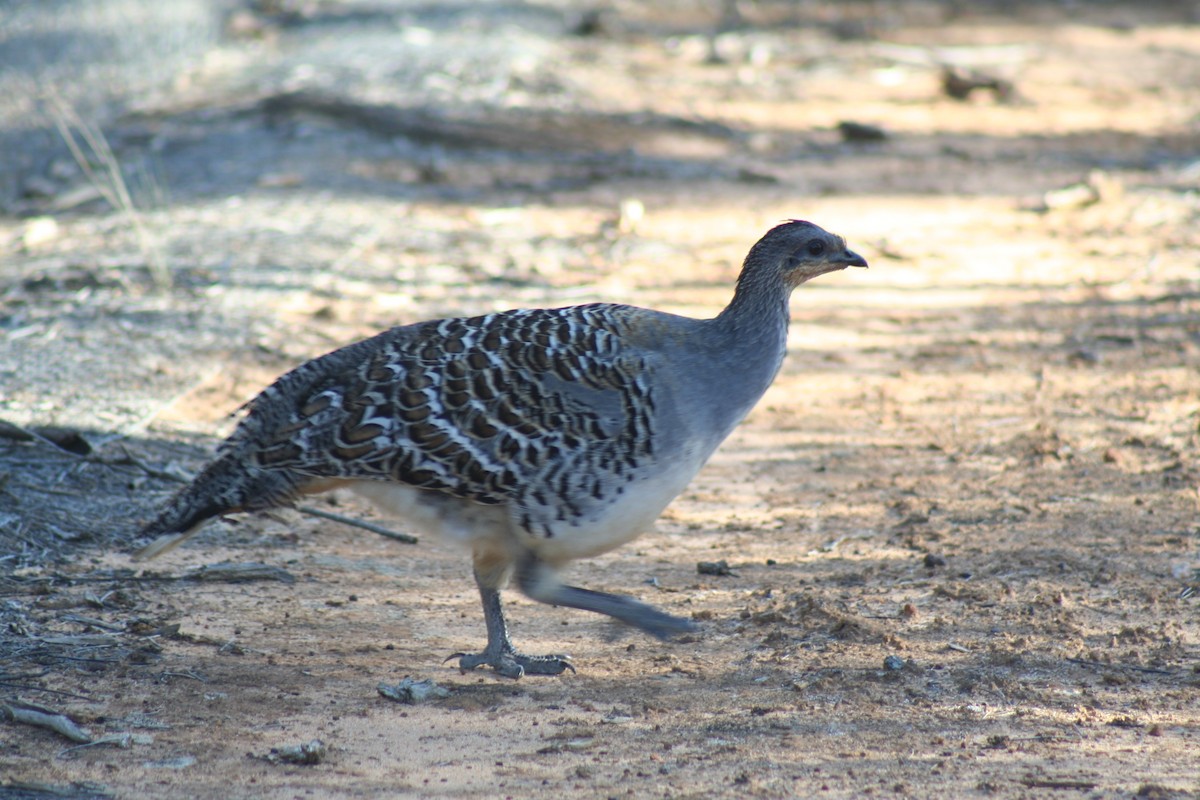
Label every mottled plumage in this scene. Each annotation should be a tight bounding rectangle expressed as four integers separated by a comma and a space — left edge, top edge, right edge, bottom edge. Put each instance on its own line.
137, 220, 866, 677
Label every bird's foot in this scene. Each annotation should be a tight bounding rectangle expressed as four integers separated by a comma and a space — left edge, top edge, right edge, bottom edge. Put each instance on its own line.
446, 649, 574, 679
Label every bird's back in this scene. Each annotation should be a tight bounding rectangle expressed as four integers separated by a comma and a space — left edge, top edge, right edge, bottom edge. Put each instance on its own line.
252, 304, 662, 519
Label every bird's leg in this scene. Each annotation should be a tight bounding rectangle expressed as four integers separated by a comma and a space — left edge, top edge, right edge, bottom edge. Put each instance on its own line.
516, 557, 698, 640
449, 567, 574, 679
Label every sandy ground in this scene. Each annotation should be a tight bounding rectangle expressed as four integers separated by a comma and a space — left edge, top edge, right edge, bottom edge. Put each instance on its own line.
2, 2, 1199, 798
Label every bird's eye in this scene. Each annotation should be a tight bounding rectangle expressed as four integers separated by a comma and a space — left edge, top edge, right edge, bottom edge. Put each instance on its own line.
806, 240, 826, 257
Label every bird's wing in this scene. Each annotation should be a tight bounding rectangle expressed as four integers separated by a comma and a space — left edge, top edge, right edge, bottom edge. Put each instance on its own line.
220, 304, 659, 520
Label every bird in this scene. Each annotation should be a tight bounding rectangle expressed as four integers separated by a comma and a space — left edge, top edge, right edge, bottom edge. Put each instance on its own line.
136, 219, 867, 678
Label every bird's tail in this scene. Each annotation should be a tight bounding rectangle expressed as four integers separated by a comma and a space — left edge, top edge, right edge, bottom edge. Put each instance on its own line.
134, 455, 299, 560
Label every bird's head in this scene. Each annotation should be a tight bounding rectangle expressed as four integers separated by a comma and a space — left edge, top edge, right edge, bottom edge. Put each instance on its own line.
745, 219, 868, 289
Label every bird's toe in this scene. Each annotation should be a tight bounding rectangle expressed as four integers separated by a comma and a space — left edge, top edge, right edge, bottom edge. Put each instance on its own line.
447, 650, 573, 679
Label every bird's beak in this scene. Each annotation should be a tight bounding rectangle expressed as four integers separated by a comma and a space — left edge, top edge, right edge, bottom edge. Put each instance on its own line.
843, 249, 868, 268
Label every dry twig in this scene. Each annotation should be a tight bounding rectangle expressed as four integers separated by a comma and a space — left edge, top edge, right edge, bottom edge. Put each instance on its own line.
296, 505, 418, 544
1, 700, 92, 743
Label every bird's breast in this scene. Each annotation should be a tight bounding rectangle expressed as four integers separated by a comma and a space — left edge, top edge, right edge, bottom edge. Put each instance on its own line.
523, 448, 706, 567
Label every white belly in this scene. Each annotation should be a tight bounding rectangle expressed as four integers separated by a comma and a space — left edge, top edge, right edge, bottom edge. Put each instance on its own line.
528, 458, 701, 566
345, 450, 702, 569
347, 481, 511, 546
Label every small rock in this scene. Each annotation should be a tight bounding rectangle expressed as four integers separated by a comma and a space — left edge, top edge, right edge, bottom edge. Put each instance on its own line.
697, 560, 735, 576
735, 168, 778, 184
570, 9, 610, 37
22, 217, 60, 248
923, 553, 947, 569
377, 677, 450, 704
618, 197, 644, 234
883, 655, 905, 671
838, 121, 887, 143
941, 66, 1014, 101
1043, 182, 1099, 211
268, 739, 326, 765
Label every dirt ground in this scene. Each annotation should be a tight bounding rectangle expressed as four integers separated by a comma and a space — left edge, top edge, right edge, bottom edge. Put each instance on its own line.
2, 1, 1200, 798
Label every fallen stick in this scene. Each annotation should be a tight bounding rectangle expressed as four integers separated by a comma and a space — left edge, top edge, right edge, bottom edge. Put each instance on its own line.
297, 505, 418, 544
1, 700, 92, 743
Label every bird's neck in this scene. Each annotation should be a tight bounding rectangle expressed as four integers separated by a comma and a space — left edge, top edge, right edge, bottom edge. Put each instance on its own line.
712, 268, 792, 353
703, 270, 793, 407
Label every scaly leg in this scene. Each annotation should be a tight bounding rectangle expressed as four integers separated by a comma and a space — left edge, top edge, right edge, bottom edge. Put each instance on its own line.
448, 568, 574, 678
